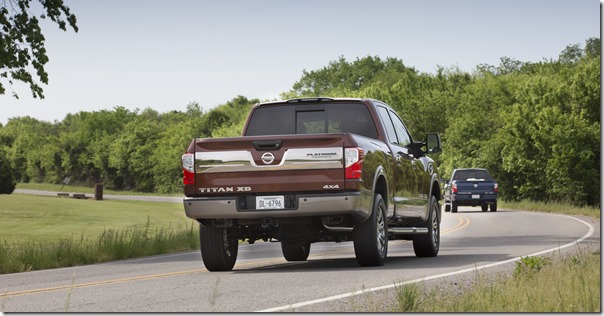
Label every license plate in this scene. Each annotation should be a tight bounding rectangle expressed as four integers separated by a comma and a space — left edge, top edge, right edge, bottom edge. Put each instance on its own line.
472, 194, 480, 199
256, 196, 285, 210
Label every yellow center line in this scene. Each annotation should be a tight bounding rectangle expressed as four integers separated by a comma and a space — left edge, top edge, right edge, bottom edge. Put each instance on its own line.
446, 214, 471, 234
1, 269, 206, 298
1, 214, 471, 299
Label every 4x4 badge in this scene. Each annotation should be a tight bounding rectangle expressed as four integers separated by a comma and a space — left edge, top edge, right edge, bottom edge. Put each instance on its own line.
261, 152, 275, 164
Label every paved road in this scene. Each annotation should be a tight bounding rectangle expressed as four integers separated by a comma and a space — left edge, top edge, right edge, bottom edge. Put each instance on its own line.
0, 207, 598, 312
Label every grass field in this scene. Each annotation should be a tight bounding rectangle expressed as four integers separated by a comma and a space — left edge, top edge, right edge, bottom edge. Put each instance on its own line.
0, 193, 199, 273
0, 194, 192, 242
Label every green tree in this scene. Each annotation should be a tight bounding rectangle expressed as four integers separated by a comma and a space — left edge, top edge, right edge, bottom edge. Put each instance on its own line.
108, 108, 161, 191
0, 0, 78, 99
207, 96, 257, 137
282, 55, 413, 98
584, 37, 600, 59
559, 43, 582, 64
0, 116, 55, 182
150, 109, 197, 193
0, 148, 16, 193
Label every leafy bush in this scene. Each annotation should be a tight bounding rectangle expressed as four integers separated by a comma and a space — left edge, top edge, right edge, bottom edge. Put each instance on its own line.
513, 256, 551, 278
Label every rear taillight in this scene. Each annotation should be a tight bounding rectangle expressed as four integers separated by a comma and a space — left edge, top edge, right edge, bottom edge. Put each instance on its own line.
182, 153, 195, 185
494, 183, 499, 193
452, 183, 458, 193
345, 147, 364, 179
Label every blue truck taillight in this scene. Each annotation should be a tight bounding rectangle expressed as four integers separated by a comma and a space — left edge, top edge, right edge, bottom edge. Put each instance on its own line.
182, 153, 195, 185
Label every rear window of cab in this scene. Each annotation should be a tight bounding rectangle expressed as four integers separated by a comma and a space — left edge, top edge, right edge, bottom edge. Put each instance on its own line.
245, 103, 378, 139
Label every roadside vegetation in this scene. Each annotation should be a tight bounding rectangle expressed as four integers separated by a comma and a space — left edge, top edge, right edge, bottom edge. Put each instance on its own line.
499, 200, 600, 218
0, 194, 198, 274
392, 250, 600, 312
0, 219, 199, 274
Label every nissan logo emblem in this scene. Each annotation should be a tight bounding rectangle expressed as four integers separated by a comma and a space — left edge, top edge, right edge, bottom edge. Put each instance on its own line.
261, 152, 275, 164
474, 184, 478, 188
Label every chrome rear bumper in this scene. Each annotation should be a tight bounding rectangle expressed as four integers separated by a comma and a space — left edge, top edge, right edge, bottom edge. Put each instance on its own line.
184, 193, 369, 221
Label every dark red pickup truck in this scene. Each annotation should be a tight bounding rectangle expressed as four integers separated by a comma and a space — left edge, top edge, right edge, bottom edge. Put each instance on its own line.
182, 97, 443, 271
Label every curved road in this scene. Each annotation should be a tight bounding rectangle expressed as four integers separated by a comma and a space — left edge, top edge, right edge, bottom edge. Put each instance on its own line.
0, 206, 599, 312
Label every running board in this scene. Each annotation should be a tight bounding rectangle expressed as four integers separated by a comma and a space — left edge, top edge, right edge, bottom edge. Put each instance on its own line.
322, 225, 428, 234
322, 224, 352, 233
389, 227, 428, 234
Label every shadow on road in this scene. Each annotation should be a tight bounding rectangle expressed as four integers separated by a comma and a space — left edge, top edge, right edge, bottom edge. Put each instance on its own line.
231, 252, 514, 274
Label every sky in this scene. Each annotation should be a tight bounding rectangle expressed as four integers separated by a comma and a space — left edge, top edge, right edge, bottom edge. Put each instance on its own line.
0, 0, 600, 125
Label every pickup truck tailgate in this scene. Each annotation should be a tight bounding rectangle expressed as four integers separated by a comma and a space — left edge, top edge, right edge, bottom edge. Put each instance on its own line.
455, 180, 497, 195
190, 134, 347, 195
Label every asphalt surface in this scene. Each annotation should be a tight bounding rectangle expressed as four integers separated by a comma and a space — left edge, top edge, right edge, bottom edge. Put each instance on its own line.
0, 201, 599, 312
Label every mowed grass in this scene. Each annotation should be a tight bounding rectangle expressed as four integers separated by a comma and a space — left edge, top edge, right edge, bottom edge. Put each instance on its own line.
0, 194, 190, 242
0, 194, 199, 274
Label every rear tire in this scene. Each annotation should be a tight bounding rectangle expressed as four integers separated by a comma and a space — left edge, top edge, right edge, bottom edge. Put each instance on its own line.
281, 241, 311, 261
353, 194, 388, 266
199, 224, 238, 271
280, 225, 311, 261
481, 204, 488, 212
491, 201, 498, 212
452, 202, 458, 213
444, 204, 451, 212
413, 196, 440, 257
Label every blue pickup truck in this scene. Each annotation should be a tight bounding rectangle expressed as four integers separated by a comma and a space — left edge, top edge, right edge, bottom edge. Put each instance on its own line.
443, 168, 498, 213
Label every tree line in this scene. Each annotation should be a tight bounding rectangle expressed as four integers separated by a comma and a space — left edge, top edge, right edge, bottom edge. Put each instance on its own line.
0, 38, 599, 206
0, 96, 256, 193
280, 38, 600, 206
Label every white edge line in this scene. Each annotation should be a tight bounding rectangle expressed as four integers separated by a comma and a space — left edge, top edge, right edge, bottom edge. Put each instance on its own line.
256, 215, 595, 312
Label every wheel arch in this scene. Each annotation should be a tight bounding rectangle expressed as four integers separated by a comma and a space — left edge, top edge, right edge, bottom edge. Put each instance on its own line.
430, 175, 441, 201
371, 165, 391, 218
429, 174, 442, 222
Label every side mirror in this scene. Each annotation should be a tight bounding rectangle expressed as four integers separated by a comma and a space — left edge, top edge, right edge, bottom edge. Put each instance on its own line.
425, 133, 442, 154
